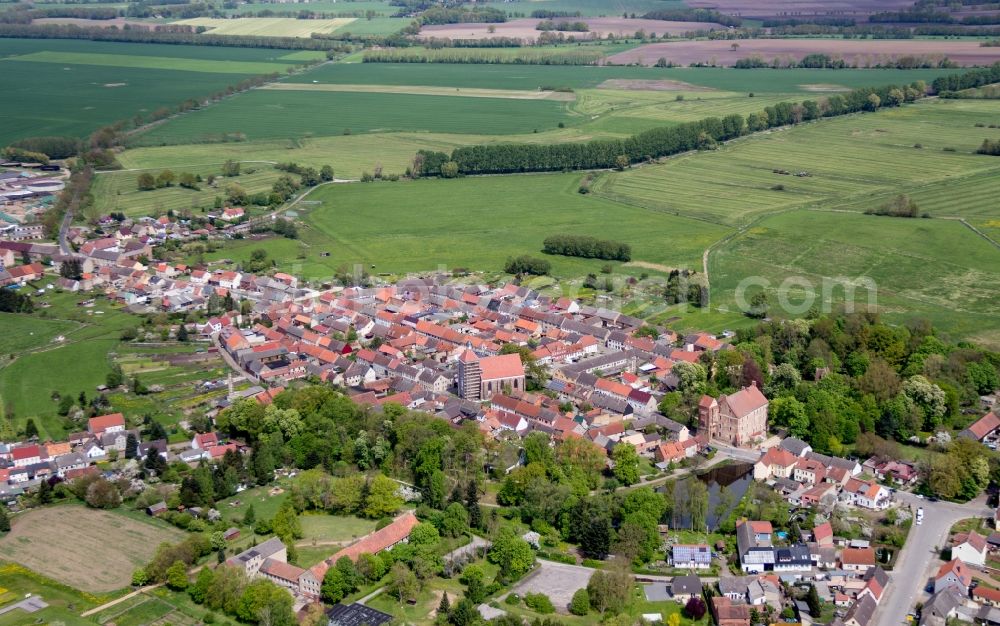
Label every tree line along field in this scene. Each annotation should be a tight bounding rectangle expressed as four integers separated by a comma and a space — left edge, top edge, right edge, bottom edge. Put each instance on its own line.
0, 38, 310, 146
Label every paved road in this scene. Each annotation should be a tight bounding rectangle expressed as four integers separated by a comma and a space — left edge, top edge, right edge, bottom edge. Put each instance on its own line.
0, 596, 48, 616
876, 493, 992, 626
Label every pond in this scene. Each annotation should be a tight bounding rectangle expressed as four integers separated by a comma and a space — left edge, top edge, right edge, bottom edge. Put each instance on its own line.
657, 462, 754, 530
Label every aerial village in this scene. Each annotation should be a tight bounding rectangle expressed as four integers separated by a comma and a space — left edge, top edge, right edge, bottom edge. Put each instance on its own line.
1, 208, 1000, 626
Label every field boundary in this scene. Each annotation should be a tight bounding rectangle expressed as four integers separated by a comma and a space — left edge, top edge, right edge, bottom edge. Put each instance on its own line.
262, 82, 576, 101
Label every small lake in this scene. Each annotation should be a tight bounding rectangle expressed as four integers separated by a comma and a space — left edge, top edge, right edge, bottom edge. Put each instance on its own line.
657, 462, 754, 530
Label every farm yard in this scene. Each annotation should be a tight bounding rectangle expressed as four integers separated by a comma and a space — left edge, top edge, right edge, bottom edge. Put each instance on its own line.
0, 506, 183, 593
607, 39, 1000, 68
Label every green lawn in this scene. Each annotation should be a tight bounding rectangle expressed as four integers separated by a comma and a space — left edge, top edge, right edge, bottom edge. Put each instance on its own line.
300, 514, 377, 542
0, 286, 137, 437
0, 561, 102, 626
216, 483, 290, 525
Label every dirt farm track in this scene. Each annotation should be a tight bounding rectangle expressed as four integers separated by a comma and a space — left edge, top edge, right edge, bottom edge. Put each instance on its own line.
608, 39, 1000, 67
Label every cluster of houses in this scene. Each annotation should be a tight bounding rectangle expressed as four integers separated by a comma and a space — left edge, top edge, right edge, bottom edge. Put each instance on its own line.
919, 523, 1000, 626
204, 277, 782, 466
753, 438, 898, 512
648, 519, 890, 626
0, 411, 242, 500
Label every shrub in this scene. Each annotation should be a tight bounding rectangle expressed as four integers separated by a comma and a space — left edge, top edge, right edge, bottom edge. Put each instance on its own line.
524, 592, 555, 614
505, 593, 521, 606
570, 588, 590, 615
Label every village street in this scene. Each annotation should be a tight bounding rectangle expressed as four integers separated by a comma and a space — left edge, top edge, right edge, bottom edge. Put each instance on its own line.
877, 493, 992, 626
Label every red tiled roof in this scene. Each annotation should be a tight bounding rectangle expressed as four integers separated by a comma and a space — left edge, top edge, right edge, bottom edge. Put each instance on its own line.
311, 511, 419, 579
88, 412, 125, 434
975, 586, 1000, 603
937, 558, 971, 586
723, 384, 768, 418
813, 522, 833, 543
954, 530, 988, 553
261, 558, 305, 583
842, 547, 876, 566
479, 353, 524, 381
967, 412, 1000, 440
11, 445, 40, 461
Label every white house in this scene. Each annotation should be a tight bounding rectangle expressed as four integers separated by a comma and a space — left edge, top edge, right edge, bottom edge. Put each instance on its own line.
952, 531, 988, 567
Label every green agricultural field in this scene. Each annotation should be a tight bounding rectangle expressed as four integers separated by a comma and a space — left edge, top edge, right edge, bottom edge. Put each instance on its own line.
709, 210, 1000, 346
133, 89, 574, 143
8, 50, 292, 74
279, 173, 728, 278
0, 39, 307, 146
173, 16, 355, 37
119, 128, 592, 178
593, 98, 1000, 226
290, 62, 954, 93
91, 162, 287, 218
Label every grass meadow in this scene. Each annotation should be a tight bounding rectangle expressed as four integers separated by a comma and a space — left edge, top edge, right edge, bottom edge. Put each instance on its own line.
286, 173, 728, 277
0, 38, 306, 145
91, 162, 286, 218
709, 210, 1000, 346
593, 99, 1000, 226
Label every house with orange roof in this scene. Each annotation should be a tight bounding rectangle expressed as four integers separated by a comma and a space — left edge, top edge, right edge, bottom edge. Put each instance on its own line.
311, 512, 419, 581
935, 558, 971, 595
960, 410, 1000, 443
841, 547, 876, 574
88, 412, 125, 436
842, 478, 890, 511
753, 447, 798, 481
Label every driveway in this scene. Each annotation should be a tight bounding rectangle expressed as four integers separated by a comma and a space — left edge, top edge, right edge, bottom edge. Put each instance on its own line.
876, 493, 992, 626
506, 560, 596, 611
